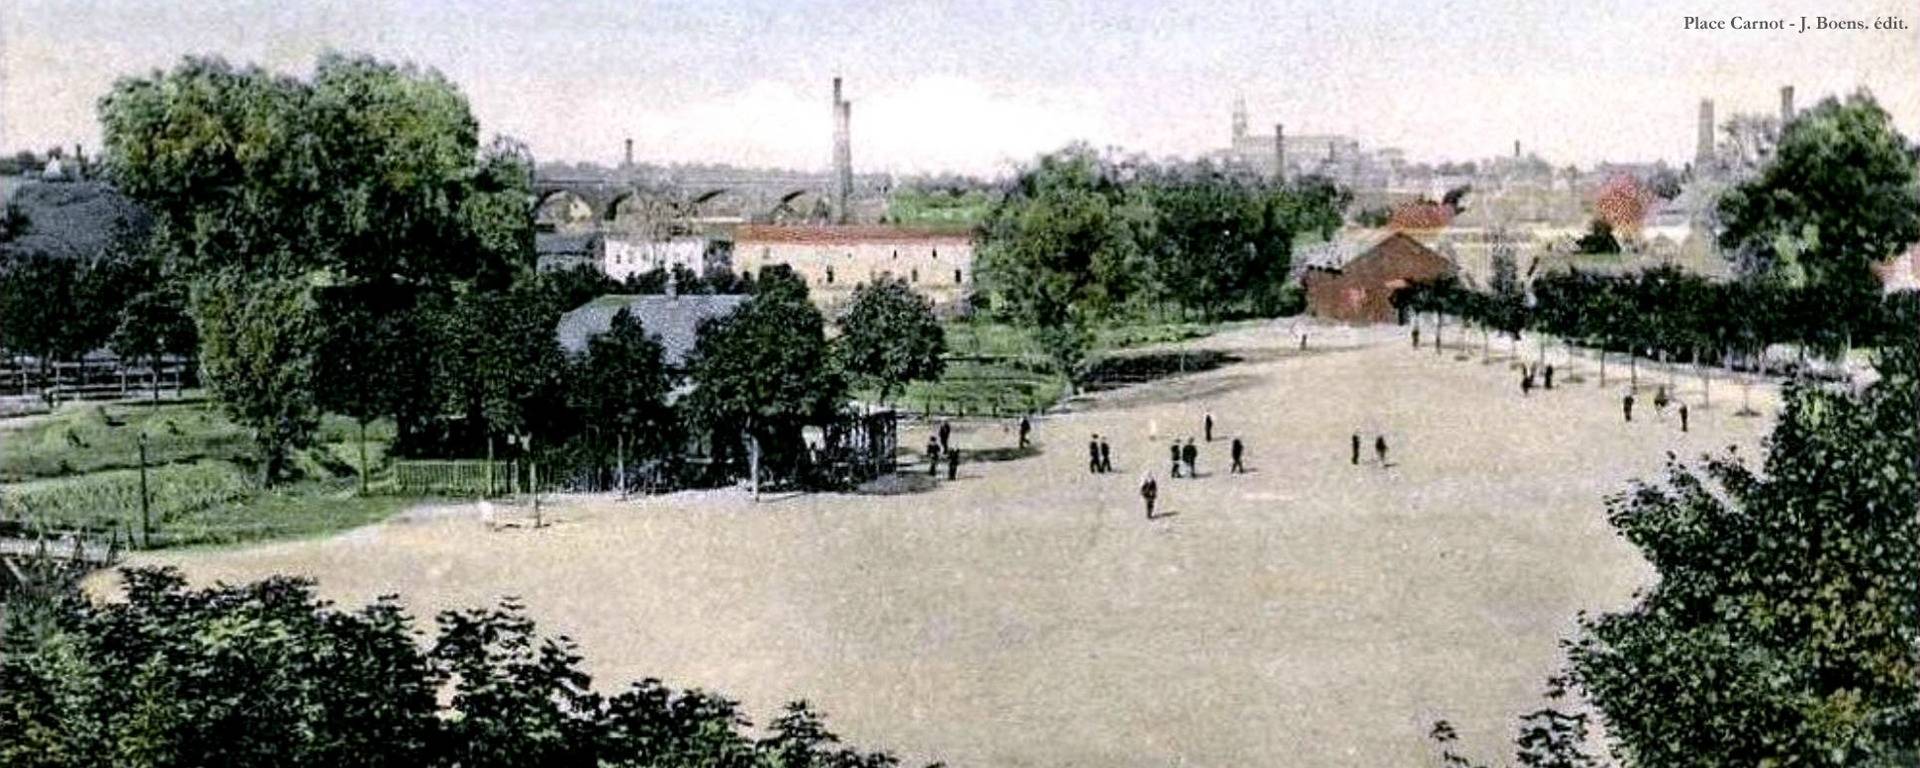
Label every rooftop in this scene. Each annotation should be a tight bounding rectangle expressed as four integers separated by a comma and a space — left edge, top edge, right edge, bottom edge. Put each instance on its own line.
555, 293, 749, 366
735, 225, 972, 245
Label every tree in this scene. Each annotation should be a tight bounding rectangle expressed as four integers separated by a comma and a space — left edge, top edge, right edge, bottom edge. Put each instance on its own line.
1572, 219, 1620, 255
571, 308, 676, 493
1718, 92, 1920, 310
1592, 175, 1651, 237
1567, 341, 1918, 766
0, 254, 84, 375
683, 266, 845, 497
836, 277, 947, 409
191, 274, 320, 484
110, 281, 197, 403
976, 146, 1141, 386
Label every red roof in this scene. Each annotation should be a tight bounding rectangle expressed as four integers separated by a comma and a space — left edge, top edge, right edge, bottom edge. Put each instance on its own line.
734, 225, 971, 245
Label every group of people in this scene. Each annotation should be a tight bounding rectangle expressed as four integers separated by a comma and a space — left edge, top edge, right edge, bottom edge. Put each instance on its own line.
1622, 385, 1690, 432
1350, 432, 1389, 467
924, 420, 960, 481
1518, 363, 1555, 395
1136, 412, 1248, 520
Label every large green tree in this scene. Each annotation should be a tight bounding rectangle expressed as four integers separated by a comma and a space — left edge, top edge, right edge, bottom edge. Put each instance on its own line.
191, 274, 321, 484
836, 276, 947, 409
570, 307, 677, 485
1717, 92, 1920, 329
683, 267, 845, 497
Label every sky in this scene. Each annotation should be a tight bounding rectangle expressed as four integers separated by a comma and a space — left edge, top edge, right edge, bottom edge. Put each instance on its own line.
2, 0, 1916, 176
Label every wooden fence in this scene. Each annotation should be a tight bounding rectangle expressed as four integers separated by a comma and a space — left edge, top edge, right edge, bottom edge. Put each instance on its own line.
392, 460, 508, 498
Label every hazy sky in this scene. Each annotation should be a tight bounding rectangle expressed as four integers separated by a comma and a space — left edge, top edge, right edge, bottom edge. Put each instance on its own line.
3, 0, 1916, 175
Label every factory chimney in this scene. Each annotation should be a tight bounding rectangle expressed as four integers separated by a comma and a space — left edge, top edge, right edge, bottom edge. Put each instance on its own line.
1779, 85, 1795, 126
1513, 139, 1521, 159
1273, 123, 1286, 183
831, 78, 853, 225
623, 138, 634, 169
1695, 98, 1717, 171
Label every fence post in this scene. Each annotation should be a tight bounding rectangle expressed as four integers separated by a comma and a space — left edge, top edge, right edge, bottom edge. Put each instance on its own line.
137, 432, 151, 549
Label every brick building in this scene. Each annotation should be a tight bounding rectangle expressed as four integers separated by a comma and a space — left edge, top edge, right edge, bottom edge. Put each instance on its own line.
1298, 232, 1456, 324
731, 225, 974, 315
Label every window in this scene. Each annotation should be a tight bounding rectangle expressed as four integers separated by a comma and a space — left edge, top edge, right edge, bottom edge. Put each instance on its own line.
954, 269, 963, 284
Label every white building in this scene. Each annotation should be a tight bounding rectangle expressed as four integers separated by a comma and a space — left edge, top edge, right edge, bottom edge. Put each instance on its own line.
604, 237, 710, 281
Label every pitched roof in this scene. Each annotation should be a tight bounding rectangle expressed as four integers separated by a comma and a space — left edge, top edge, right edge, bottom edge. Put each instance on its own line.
0, 181, 150, 261
1293, 230, 1398, 273
535, 231, 601, 256
555, 294, 748, 366
734, 225, 971, 246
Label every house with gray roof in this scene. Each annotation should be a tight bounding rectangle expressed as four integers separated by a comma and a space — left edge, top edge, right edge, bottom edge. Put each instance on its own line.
555, 294, 748, 370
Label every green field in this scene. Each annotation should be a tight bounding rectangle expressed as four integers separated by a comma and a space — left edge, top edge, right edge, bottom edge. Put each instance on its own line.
0, 400, 415, 550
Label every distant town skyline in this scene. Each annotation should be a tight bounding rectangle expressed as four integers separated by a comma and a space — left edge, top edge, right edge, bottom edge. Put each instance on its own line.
3, 0, 1916, 176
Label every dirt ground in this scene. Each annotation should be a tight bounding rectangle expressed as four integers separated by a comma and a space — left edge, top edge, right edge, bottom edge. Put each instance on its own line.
109, 322, 1779, 767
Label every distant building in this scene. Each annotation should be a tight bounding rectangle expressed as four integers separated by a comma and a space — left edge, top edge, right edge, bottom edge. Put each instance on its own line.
730, 225, 974, 315
535, 232, 603, 272
603, 236, 711, 281
1874, 243, 1920, 294
555, 294, 749, 371
1298, 232, 1456, 324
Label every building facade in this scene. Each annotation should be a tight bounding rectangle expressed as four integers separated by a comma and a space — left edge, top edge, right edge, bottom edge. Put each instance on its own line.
1300, 232, 1456, 324
731, 225, 974, 315
603, 237, 711, 281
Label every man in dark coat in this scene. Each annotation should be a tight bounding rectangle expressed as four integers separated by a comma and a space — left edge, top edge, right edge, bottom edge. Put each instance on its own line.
1679, 403, 1690, 433
1623, 392, 1635, 422
927, 437, 941, 476
939, 421, 952, 452
1204, 412, 1214, 442
1230, 438, 1246, 474
1099, 436, 1113, 473
1351, 433, 1361, 465
1181, 438, 1198, 478
1170, 441, 1183, 478
1019, 416, 1032, 448
1140, 473, 1159, 519
946, 446, 959, 480
1374, 435, 1388, 466
1543, 364, 1555, 389
1089, 435, 1102, 474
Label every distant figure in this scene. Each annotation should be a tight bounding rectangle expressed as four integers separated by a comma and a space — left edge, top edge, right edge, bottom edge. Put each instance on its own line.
1521, 369, 1534, 396
1374, 435, 1388, 466
1019, 416, 1032, 448
1088, 435, 1102, 475
1411, 327, 1421, 348
946, 446, 959, 480
1204, 412, 1215, 442
1230, 438, 1246, 474
1544, 364, 1555, 390
1170, 441, 1184, 478
1653, 385, 1671, 415
1679, 403, 1690, 433
927, 438, 942, 476
1099, 437, 1113, 473
1299, 333, 1308, 351
1351, 433, 1361, 465
939, 421, 952, 452
479, 500, 497, 532
1623, 392, 1635, 422
1182, 438, 1198, 477
1140, 473, 1159, 519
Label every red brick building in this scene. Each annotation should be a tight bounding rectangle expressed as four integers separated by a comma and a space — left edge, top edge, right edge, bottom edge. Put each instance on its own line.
1299, 232, 1456, 324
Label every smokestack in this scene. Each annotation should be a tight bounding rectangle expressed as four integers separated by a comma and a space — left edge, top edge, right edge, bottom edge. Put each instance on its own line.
1514, 139, 1521, 159
1273, 123, 1286, 183
1779, 85, 1795, 125
623, 138, 633, 169
831, 79, 852, 225
1695, 98, 1716, 170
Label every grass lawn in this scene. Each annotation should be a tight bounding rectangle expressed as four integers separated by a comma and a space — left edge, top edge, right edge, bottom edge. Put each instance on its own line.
868, 319, 1252, 415
1, 399, 416, 550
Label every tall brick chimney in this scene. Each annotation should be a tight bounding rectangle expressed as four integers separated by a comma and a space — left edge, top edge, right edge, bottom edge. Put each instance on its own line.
832, 78, 852, 225
1273, 123, 1286, 183
623, 138, 634, 169
1695, 98, 1716, 171
1779, 85, 1795, 125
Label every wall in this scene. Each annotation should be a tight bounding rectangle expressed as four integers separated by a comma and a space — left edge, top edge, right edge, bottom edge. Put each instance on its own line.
732, 227, 974, 315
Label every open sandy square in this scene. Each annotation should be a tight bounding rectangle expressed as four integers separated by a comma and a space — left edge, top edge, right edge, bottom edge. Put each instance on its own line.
111, 322, 1779, 767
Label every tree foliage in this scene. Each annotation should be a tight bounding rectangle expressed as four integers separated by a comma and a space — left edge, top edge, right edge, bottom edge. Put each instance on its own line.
190, 274, 321, 484
571, 308, 676, 460
0, 569, 906, 768
836, 276, 947, 407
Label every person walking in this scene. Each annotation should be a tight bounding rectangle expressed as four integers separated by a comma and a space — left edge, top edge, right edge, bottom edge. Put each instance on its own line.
1623, 392, 1635, 422
1018, 416, 1032, 449
1170, 440, 1184, 478
1230, 437, 1246, 474
1679, 403, 1690, 433
1099, 436, 1113, 473
1544, 364, 1555, 390
938, 421, 952, 453
1204, 412, 1215, 442
1521, 368, 1534, 396
1182, 438, 1198, 478
1374, 435, 1388, 467
1653, 385, 1671, 416
1140, 472, 1159, 520
946, 446, 959, 481
1088, 434, 1102, 475
1351, 432, 1361, 465
926, 437, 941, 477
1411, 326, 1421, 348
